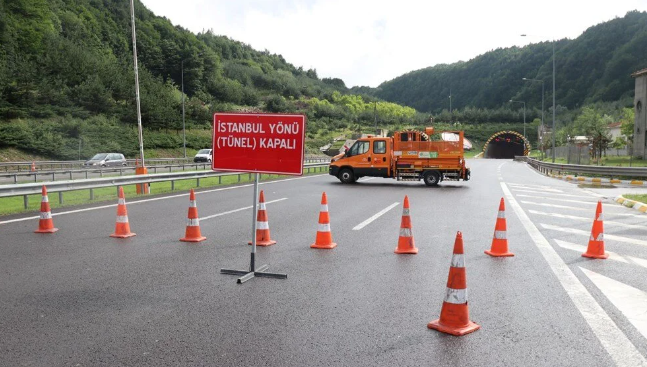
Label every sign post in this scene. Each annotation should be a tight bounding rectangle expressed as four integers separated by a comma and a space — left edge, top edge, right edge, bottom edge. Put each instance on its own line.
213, 113, 306, 284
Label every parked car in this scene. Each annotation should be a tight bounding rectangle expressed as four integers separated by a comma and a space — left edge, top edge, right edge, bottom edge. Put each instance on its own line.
84, 153, 127, 167
194, 149, 213, 163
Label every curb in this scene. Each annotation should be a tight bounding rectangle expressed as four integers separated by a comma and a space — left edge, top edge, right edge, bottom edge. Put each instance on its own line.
547, 173, 647, 187
614, 195, 647, 214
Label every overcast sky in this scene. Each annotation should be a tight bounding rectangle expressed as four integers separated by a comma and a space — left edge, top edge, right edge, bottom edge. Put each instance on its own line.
142, 0, 647, 88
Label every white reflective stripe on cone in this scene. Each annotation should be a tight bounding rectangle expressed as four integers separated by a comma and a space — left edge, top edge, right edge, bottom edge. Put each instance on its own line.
590, 233, 604, 241
399, 228, 412, 237
494, 230, 507, 239
497, 211, 505, 218
450, 254, 465, 268
186, 218, 199, 226
118, 198, 126, 205
116, 215, 129, 223
320, 204, 329, 212
41, 196, 49, 203
256, 221, 269, 230
189, 200, 197, 208
318, 223, 331, 232
402, 208, 410, 216
259, 203, 266, 210
597, 213, 604, 221
444, 288, 468, 304
40, 212, 52, 219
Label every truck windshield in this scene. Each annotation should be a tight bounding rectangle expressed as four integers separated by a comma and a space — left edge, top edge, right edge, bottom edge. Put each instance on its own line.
348, 141, 369, 156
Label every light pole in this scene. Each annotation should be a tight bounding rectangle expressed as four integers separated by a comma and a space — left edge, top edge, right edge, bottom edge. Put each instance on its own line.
129, 0, 144, 167
523, 77, 544, 158
509, 100, 526, 138
522, 34, 555, 162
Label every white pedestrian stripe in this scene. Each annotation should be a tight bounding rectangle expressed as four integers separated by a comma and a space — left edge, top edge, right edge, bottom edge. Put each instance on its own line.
541, 223, 647, 247
555, 239, 647, 268
509, 186, 564, 193
501, 182, 647, 366
520, 201, 590, 211
529, 210, 647, 231
508, 183, 568, 190
512, 189, 589, 197
580, 267, 647, 342
516, 194, 601, 205
199, 198, 288, 221
353, 202, 400, 230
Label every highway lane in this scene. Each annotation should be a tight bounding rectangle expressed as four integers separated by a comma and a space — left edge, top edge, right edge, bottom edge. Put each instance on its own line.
1, 159, 646, 366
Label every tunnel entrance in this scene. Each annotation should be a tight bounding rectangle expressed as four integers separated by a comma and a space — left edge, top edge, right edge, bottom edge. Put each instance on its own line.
483, 131, 530, 159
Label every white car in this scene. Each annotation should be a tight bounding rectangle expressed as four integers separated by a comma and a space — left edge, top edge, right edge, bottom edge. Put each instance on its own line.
193, 149, 213, 162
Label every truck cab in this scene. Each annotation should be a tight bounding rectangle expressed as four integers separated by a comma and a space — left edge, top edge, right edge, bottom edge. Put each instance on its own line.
330, 137, 391, 183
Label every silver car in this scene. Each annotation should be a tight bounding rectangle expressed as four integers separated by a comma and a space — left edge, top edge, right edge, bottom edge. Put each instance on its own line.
84, 153, 127, 167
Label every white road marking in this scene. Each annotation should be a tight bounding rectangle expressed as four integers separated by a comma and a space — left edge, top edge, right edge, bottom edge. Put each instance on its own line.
529, 210, 647, 231
501, 182, 647, 366
580, 267, 647, 342
512, 189, 594, 198
554, 239, 628, 263
352, 202, 400, 230
357, 177, 378, 182
555, 239, 647, 268
508, 182, 569, 190
541, 223, 647, 247
509, 185, 564, 193
520, 201, 590, 211
0, 174, 325, 225
199, 198, 288, 221
516, 194, 600, 205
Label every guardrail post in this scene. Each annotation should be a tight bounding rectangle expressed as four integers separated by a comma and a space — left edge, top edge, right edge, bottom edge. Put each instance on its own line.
119, 169, 123, 176
171, 181, 175, 191
197, 178, 200, 187
69, 171, 73, 180
100, 170, 103, 178
85, 171, 88, 179
238, 174, 241, 182
23, 195, 28, 209
52, 173, 55, 181
13, 174, 17, 184
58, 191, 63, 204
169, 166, 172, 173
248, 173, 251, 180
90, 188, 94, 200
218, 176, 222, 185
34, 174, 37, 183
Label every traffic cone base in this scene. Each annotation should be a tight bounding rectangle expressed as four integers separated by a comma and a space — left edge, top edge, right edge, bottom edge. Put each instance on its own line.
181, 235, 206, 242
35, 227, 58, 234
582, 252, 609, 259
110, 231, 136, 238
180, 189, 206, 243
311, 242, 337, 249
484, 249, 514, 257
249, 239, 277, 246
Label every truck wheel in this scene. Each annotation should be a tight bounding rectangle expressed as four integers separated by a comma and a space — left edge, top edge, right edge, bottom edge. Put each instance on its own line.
423, 171, 440, 186
338, 168, 356, 184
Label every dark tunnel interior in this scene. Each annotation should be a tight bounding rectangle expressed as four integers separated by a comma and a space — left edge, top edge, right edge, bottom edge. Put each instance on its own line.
484, 134, 526, 159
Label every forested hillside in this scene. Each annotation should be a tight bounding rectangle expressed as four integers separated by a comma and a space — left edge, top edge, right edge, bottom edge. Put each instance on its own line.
0, 0, 419, 159
370, 11, 647, 113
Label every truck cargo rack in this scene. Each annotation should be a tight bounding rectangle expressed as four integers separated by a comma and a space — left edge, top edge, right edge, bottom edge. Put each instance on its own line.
397, 172, 421, 181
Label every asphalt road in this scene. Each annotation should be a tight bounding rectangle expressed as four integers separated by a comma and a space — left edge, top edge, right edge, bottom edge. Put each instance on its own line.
1, 159, 646, 366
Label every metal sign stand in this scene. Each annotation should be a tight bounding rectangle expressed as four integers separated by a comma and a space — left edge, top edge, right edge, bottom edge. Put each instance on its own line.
220, 173, 287, 284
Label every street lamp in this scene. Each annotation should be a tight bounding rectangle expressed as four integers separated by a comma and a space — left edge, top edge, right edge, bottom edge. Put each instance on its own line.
522, 34, 556, 162
509, 99, 526, 138
523, 77, 544, 158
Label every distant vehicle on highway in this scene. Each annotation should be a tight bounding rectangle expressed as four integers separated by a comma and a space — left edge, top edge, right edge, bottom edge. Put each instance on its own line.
84, 153, 127, 167
194, 149, 213, 163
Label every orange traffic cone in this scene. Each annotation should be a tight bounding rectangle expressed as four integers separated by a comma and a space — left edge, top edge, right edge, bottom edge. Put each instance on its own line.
428, 231, 480, 336
31, 161, 36, 172
582, 201, 608, 259
248, 190, 276, 246
110, 186, 136, 238
485, 198, 514, 257
35, 185, 58, 233
180, 189, 206, 242
395, 195, 418, 254
311, 192, 336, 249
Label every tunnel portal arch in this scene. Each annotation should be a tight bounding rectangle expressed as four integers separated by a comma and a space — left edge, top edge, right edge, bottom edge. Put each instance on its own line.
483, 131, 531, 159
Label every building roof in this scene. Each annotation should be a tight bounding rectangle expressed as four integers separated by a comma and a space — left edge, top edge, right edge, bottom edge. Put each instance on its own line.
607, 121, 622, 129
632, 68, 647, 78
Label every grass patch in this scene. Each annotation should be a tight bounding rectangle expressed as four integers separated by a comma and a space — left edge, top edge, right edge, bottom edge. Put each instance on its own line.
0, 167, 329, 216
624, 194, 647, 203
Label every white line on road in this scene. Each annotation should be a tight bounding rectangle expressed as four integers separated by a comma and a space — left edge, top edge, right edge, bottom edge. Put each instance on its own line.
555, 239, 647, 268
501, 182, 647, 366
516, 194, 600, 205
519, 200, 591, 211
580, 267, 647, 342
199, 198, 287, 221
508, 182, 568, 190
529, 210, 647, 231
0, 174, 325, 225
352, 202, 400, 230
512, 189, 593, 198
541, 223, 647, 247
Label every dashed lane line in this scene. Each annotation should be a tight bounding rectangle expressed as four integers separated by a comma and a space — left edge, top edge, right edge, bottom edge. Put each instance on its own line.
529, 210, 647, 230
199, 198, 287, 221
0, 174, 326, 225
555, 239, 647, 268
541, 223, 647, 247
501, 182, 647, 366
580, 267, 647, 342
352, 202, 400, 230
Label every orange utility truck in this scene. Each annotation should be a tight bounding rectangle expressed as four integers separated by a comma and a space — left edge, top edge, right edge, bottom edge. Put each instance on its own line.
329, 127, 470, 186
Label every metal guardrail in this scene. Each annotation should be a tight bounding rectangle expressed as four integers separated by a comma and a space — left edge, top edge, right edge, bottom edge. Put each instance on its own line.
0, 163, 330, 209
515, 156, 647, 178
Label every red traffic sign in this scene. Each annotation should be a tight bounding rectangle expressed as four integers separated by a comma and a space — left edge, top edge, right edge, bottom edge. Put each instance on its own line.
212, 113, 306, 175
